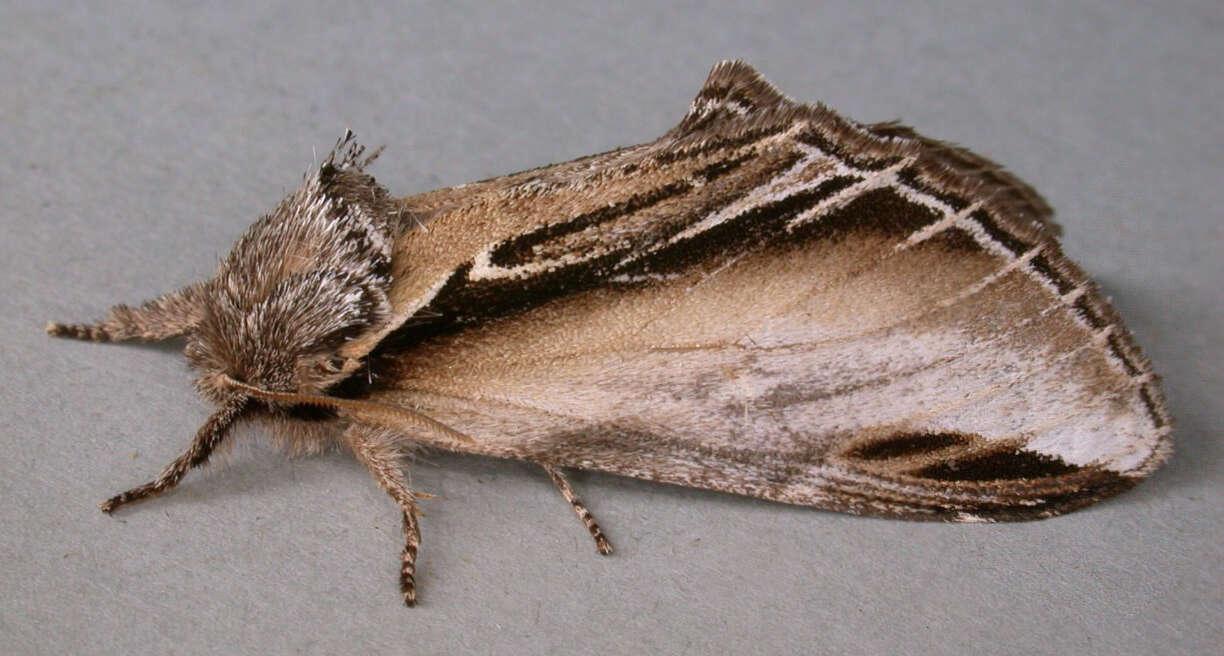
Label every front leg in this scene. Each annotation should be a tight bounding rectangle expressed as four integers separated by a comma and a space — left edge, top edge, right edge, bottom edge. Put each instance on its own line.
343, 425, 425, 606
101, 396, 248, 513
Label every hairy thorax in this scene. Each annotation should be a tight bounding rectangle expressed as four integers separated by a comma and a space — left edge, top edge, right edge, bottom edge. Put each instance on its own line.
186, 143, 404, 407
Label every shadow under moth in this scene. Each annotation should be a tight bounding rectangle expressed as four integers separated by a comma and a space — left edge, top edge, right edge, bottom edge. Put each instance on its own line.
48, 61, 1171, 605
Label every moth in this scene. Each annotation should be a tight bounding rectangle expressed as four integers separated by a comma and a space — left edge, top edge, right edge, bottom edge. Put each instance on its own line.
49, 61, 1171, 605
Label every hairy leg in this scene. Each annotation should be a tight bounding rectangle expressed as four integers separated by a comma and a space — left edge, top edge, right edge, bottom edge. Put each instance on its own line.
344, 425, 425, 606
540, 463, 613, 555
47, 281, 208, 342
100, 396, 248, 513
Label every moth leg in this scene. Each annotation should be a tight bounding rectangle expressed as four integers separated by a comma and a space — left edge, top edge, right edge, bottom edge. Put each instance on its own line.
100, 396, 248, 513
47, 281, 207, 342
344, 426, 424, 606
540, 463, 613, 555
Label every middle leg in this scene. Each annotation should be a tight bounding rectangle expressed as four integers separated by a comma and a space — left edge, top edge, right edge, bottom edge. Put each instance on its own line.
540, 463, 613, 555
344, 425, 424, 606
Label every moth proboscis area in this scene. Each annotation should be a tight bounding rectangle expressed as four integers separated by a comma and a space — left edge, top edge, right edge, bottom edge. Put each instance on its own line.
48, 60, 1171, 606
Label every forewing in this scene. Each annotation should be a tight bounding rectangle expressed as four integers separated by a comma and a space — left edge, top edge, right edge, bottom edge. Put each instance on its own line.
353, 61, 1169, 521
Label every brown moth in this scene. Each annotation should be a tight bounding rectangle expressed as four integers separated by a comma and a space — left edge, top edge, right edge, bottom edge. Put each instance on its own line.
48, 61, 1171, 605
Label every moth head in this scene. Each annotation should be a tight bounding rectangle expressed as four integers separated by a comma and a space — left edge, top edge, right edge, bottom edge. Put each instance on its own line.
187, 270, 383, 401
186, 133, 400, 402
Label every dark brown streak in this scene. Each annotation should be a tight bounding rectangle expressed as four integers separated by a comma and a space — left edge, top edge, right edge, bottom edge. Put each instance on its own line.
895, 165, 972, 212
371, 153, 800, 361
1138, 386, 1167, 429
847, 432, 973, 460
915, 450, 1080, 481
654, 124, 790, 165
795, 126, 904, 172
488, 180, 694, 268
614, 173, 861, 278
1027, 253, 1075, 296
487, 152, 756, 269
970, 208, 1032, 257
787, 186, 942, 245
1106, 333, 1141, 376
1072, 295, 1107, 330
692, 83, 760, 112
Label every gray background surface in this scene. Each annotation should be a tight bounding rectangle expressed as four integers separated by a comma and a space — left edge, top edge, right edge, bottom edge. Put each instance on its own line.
2, 2, 1220, 654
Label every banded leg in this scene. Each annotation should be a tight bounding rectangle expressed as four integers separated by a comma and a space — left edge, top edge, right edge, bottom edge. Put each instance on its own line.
540, 463, 613, 555
344, 426, 424, 606
47, 281, 207, 342
100, 396, 248, 513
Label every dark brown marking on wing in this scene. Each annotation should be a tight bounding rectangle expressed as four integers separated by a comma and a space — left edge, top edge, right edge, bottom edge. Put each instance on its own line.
892, 470, 1135, 521
1072, 295, 1107, 330
864, 119, 1058, 235
915, 449, 1081, 481
896, 165, 972, 212
970, 208, 1032, 256
1138, 386, 1167, 429
1107, 334, 1141, 376
488, 153, 755, 268
789, 187, 942, 245
615, 149, 810, 262
863, 121, 918, 140
612, 174, 862, 277
373, 154, 811, 360
374, 177, 943, 368
488, 180, 692, 268
847, 433, 973, 460
925, 227, 983, 253
795, 126, 904, 172
1028, 253, 1075, 295
696, 152, 758, 182
692, 83, 762, 112
957, 474, 1135, 521
654, 125, 791, 165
